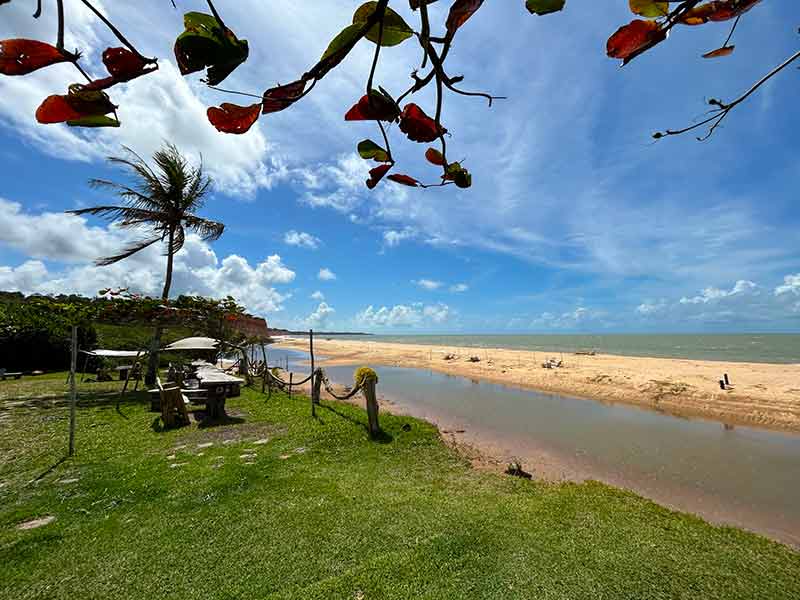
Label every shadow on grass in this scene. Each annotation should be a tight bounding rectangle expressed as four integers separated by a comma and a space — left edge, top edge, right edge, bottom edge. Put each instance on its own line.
196, 413, 246, 429
0, 392, 150, 414
31, 455, 69, 483
319, 402, 394, 444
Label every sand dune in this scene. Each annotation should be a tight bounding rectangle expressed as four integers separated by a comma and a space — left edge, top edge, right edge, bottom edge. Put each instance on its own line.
278, 338, 800, 432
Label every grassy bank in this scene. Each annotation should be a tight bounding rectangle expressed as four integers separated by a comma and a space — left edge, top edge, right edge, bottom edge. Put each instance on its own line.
1, 373, 798, 599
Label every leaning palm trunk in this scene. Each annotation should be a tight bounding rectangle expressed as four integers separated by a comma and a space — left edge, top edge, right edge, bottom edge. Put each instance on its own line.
145, 230, 175, 386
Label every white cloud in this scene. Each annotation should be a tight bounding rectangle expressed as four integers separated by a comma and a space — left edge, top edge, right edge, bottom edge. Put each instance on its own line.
775, 274, 800, 296
0, 198, 124, 263
383, 229, 415, 248
413, 279, 443, 291
355, 302, 452, 329
284, 230, 321, 250
423, 303, 451, 323
306, 302, 335, 328
679, 280, 759, 305
636, 300, 667, 315
318, 268, 337, 281
0, 201, 295, 317
636, 276, 800, 325
310, 290, 325, 301
450, 283, 469, 293
533, 307, 606, 330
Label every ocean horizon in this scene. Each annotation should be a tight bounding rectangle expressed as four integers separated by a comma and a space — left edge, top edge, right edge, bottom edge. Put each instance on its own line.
323, 333, 800, 364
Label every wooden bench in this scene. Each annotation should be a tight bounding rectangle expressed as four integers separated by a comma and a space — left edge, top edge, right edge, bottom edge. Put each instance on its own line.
0, 371, 22, 381
157, 377, 190, 428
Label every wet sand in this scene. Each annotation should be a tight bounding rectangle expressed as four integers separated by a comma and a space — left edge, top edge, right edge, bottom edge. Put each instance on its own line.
278, 338, 800, 432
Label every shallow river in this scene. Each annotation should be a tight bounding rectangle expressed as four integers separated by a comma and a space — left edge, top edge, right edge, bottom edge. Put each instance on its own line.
268, 348, 800, 546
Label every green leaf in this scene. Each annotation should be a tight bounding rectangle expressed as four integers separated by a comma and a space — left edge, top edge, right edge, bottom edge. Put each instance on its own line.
174, 11, 249, 86
357, 139, 390, 162
320, 23, 363, 65
353, 1, 414, 47
628, 0, 668, 18
525, 0, 566, 15
443, 162, 472, 188
66, 115, 121, 128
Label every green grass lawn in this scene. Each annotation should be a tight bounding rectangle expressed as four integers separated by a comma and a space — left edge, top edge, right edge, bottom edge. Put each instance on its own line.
1, 372, 798, 599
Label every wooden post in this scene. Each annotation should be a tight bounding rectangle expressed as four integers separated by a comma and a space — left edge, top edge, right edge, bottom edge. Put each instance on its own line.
310, 329, 318, 415
260, 343, 268, 394
79, 351, 89, 383
68, 325, 77, 456
363, 378, 380, 438
120, 350, 141, 397
288, 372, 293, 397
312, 369, 322, 412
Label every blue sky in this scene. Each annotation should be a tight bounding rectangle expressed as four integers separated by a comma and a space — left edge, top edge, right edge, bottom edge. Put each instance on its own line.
1, 1, 798, 333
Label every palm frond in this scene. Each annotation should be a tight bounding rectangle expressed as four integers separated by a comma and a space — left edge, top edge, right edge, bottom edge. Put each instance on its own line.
68, 206, 167, 230
152, 143, 190, 205
168, 226, 186, 256
107, 146, 169, 204
94, 236, 162, 266
73, 142, 225, 269
183, 215, 225, 242
87, 179, 164, 212
182, 156, 212, 211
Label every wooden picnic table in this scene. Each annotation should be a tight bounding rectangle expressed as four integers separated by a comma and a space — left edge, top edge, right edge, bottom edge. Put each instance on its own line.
194, 363, 244, 419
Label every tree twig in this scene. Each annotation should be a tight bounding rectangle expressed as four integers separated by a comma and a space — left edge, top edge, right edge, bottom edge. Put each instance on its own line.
78, 0, 154, 61
655, 48, 800, 140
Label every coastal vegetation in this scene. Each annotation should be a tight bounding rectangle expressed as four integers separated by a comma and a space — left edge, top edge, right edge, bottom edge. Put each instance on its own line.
1, 373, 798, 599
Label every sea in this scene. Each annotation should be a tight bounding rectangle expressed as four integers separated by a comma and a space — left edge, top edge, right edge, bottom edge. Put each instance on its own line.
324, 334, 800, 364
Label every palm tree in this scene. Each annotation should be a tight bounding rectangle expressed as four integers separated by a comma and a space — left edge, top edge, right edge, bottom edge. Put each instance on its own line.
68, 143, 225, 385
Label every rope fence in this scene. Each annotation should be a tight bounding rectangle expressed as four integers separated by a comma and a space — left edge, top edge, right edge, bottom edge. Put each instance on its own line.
319, 370, 363, 400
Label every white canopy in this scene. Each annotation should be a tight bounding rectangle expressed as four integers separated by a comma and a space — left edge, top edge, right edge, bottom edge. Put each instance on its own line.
80, 349, 146, 358
163, 337, 220, 351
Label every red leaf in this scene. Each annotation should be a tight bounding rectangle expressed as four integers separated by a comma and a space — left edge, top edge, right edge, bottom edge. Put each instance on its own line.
0, 39, 70, 76
104, 47, 147, 79
681, 0, 762, 25
36, 85, 117, 124
387, 174, 420, 187
606, 19, 667, 64
702, 45, 734, 59
35, 95, 84, 124
399, 103, 446, 143
82, 47, 157, 91
425, 147, 446, 166
207, 102, 261, 134
366, 164, 391, 189
262, 79, 307, 114
345, 89, 401, 122
445, 0, 485, 38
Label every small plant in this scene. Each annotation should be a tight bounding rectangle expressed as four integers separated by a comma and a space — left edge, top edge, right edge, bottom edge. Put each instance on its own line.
505, 461, 533, 480
354, 366, 378, 387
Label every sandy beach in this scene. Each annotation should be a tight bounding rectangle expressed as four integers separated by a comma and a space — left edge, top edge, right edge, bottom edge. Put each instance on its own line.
277, 338, 800, 433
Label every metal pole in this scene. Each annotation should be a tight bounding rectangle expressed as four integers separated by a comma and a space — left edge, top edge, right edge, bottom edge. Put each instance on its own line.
68, 325, 77, 456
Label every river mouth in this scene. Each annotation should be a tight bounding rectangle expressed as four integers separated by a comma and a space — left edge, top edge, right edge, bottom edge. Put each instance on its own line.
266, 347, 800, 547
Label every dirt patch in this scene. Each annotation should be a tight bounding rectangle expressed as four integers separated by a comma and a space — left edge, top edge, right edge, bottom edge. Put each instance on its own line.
641, 380, 695, 403
177, 422, 285, 446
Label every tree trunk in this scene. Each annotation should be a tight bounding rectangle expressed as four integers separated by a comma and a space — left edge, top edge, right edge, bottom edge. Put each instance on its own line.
145, 227, 176, 386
